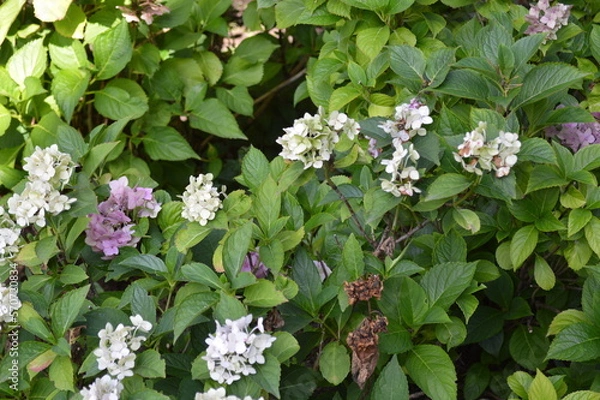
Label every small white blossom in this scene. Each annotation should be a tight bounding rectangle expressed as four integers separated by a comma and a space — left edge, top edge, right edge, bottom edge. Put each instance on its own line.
7, 180, 76, 227
0, 207, 21, 265
194, 387, 264, 400
380, 143, 422, 198
181, 174, 224, 226
203, 315, 276, 385
93, 315, 152, 380
454, 122, 520, 178
22, 144, 75, 189
0, 282, 21, 326
80, 375, 124, 400
378, 98, 433, 144
277, 107, 359, 169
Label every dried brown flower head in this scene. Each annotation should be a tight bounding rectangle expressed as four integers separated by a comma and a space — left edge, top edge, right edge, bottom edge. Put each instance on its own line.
346, 315, 388, 389
343, 274, 383, 305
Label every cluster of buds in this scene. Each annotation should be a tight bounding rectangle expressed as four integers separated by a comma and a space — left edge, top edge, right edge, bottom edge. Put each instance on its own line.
277, 107, 360, 169
85, 176, 161, 259
454, 122, 521, 178
524, 0, 571, 43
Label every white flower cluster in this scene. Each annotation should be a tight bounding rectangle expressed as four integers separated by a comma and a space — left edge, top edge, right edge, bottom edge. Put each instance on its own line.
277, 107, 360, 169
203, 315, 276, 385
0, 207, 21, 266
525, 0, 571, 43
79, 375, 124, 400
377, 99, 431, 197
181, 173, 224, 226
0, 282, 21, 325
194, 387, 264, 400
92, 315, 152, 380
381, 144, 422, 197
8, 145, 76, 228
378, 98, 433, 144
454, 122, 521, 178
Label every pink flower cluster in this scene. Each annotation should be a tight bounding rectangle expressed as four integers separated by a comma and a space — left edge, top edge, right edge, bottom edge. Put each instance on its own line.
85, 177, 161, 259
524, 0, 571, 43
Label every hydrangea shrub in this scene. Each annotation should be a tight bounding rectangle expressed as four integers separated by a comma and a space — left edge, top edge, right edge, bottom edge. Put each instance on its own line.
1, 0, 600, 400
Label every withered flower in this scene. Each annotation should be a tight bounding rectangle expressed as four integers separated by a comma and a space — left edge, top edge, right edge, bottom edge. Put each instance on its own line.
346, 315, 388, 389
343, 274, 383, 305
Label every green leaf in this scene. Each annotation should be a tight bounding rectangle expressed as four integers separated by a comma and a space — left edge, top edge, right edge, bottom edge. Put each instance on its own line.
251, 354, 281, 398
509, 326, 549, 371
241, 146, 270, 191
534, 255, 555, 291
223, 221, 254, 280
398, 276, 429, 328
434, 69, 491, 102
585, 217, 600, 257
143, 126, 199, 161
216, 86, 253, 116
372, 355, 409, 400
389, 45, 425, 93
511, 63, 589, 109
190, 98, 247, 139
94, 78, 149, 120
50, 285, 90, 338
405, 345, 457, 400
6, 38, 47, 87
0, 0, 26, 46
33, 0, 72, 21
174, 222, 212, 253
528, 369, 558, 400
544, 106, 596, 126
568, 208, 592, 237
222, 56, 264, 86
319, 342, 350, 385
60, 264, 88, 285
48, 356, 74, 392
54, 4, 86, 39
339, 0, 388, 11
433, 231, 467, 264
526, 165, 568, 193
195, 51, 223, 86
435, 317, 468, 350
18, 303, 54, 342
423, 173, 472, 201
120, 254, 168, 275
547, 309, 588, 336
510, 225, 538, 269
52, 68, 90, 123
243, 280, 288, 307
254, 176, 281, 237
329, 83, 362, 111
518, 138, 557, 164
425, 48, 456, 88
93, 20, 133, 80
357, 25, 390, 63
574, 144, 600, 171
453, 209, 480, 233
181, 262, 224, 289
270, 332, 300, 363
173, 292, 218, 342
421, 262, 476, 310
563, 391, 600, 400
546, 323, 600, 362
133, 350, 166, 378
341, 234, 364, 280
590, 24, 600, 65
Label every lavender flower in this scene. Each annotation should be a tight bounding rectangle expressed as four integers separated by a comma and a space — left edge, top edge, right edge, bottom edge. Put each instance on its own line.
85, 177, 161, 259
545, 113, 600, 152
241, 251, 269, 279
524, 0, 571, 43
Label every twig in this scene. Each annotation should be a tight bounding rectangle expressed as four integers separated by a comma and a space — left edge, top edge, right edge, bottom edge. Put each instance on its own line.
395, 220, 429, 244
409, 392, 426, 399
324, 171, 378, 249
253, 67, 307, 105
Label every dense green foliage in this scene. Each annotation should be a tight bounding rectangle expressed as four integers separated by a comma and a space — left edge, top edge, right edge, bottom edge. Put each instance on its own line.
1, 0, 600, 399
